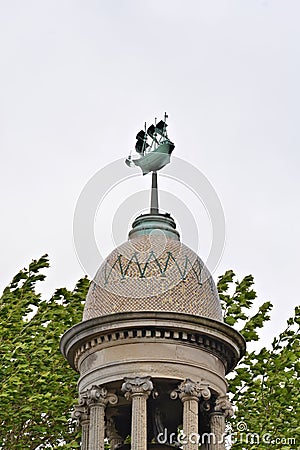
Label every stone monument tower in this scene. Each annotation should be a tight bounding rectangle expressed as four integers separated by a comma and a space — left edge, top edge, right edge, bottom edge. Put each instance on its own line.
60, 116, 245, 450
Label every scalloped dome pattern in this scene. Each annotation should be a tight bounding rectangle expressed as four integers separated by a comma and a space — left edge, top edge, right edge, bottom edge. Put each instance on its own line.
83, 235, 223, 322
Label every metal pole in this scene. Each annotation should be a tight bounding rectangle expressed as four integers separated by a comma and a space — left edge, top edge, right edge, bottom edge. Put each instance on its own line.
150, 171, 159, 214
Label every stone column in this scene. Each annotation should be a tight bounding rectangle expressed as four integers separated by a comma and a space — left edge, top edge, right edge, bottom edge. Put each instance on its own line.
121, 376, 153, 450
87, 385, 118, 450
171, 379, 211, 450
209, 395, 233, 450
72, 393, 90, 450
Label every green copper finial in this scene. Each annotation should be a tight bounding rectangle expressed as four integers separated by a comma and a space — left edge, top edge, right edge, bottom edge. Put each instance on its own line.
125, 113, 175, 215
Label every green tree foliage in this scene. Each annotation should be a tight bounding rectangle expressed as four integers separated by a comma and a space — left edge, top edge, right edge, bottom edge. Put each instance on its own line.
0, 258, 298, 449
218, 271, 300, 450
0, 255, 88, 449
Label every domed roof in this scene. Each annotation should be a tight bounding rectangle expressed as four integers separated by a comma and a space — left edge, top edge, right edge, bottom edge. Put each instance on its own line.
83, 214, 223, 322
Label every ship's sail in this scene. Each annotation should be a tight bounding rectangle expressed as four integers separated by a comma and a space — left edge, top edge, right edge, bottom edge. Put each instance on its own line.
136, 140, 149, 154
135, 130, 148, 154
147, 124, 158, 143
155, 120, 167, 136
136, 130, 147, 141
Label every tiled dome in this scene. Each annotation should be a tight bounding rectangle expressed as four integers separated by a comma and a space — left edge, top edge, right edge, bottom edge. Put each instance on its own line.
83, 214, 223, 322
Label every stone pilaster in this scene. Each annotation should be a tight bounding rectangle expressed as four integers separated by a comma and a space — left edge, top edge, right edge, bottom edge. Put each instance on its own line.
72, 393, 90, 450
87, 385, 118, 450
121, 376, 153, 450
209, 395, 233, 450
171, 379, 211, 450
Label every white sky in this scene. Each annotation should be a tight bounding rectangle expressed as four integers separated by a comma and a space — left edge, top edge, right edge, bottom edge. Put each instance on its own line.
0, 0, 299, 347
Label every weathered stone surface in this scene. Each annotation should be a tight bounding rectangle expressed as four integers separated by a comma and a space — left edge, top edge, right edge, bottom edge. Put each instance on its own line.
210, 413, 226, 450
86, 386, 118, 450
214, 395, 234, 418
122, 377, 153, 450
171, 379, 211, 450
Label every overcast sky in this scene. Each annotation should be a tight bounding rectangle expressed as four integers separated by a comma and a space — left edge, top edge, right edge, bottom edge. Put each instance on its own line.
0, 0, 299, 347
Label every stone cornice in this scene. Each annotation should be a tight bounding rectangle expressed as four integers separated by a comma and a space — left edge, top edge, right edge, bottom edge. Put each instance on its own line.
60, 312, 245, 374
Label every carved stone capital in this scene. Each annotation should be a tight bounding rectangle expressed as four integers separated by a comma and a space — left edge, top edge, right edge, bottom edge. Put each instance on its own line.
171, 378, 211, 402
214, 395, 234, 418
78, 391, 89, 408
71, 403, 89, 427
71, 392, 90, 426
121, 376, 153, 400
87, 385, 118, 408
